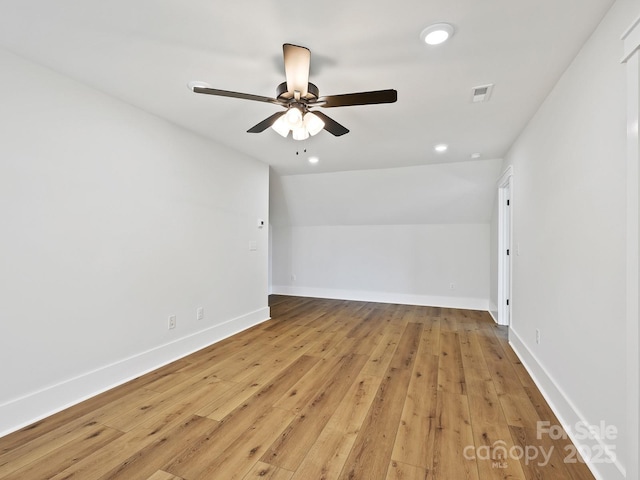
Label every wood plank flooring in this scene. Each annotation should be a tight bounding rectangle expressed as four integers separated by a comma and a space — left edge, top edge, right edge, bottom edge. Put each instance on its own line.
0, 296, 596, 480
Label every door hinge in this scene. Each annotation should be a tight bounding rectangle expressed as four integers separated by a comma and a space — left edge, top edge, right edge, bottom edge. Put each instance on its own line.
507, 249, 510, 255
506, 299, 510, 306
507, 199, 510, 206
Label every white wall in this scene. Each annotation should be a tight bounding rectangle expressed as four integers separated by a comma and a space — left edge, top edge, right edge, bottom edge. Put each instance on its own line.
272, 224, 489, 309
0, 49, 270, 436
622, 15, 640, 480
501, 1, 638, 478
270, 160, 502, 310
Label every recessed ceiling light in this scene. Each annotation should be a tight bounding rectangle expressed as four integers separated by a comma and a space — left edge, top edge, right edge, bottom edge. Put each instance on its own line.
471, 153, 481, 159
434, 144, 448, 153
420, 23, 455, 46
308, 156, 319, 164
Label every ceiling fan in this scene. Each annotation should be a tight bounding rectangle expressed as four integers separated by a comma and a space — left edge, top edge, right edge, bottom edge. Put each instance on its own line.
188, 43, 397, 140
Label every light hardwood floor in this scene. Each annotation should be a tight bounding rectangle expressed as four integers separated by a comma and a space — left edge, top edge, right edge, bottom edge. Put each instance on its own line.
0, 296, 595, 480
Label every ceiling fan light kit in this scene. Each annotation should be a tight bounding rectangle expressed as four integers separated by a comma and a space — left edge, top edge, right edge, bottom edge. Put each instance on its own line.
303, 111, 325, 136
271, 114, 291, 137
270, 106, 324, 139
189, 43, 397, 140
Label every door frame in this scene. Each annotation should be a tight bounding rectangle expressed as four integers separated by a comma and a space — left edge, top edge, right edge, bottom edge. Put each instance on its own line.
497, 165, 513, 327
622, 17, 640, 480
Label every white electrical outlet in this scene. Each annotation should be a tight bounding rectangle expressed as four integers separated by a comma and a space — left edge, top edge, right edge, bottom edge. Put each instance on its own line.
536, 329, 541, 344
197, 307, 204, 321
168, 315, 176, 330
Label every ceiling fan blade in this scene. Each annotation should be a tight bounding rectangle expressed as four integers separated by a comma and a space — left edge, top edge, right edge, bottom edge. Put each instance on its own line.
283, 44, 310, 97
312, 111, 349, 136
318, 89, 398, 108
247, 111, 286, 133
191, 84, 283, 105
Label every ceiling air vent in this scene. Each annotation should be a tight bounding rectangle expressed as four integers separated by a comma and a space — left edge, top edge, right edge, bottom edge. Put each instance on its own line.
471, 84, 494, 103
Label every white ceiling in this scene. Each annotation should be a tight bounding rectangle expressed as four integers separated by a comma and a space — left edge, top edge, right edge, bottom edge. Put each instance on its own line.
0, 0, 615, 177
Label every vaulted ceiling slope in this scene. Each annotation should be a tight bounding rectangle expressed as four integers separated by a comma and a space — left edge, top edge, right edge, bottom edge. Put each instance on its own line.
0, 0, 614, 177
271, 159, 505, 226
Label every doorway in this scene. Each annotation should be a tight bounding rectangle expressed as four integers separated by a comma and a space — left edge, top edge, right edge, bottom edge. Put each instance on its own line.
497, 166, 513, 326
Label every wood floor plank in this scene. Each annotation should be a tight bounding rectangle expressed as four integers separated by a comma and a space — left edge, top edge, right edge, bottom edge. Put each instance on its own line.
0, 416, 104, 476
361, 330, 401, 377
167, 335, 258, 377
0, 296, 595, 480
337, 322, 423, 480
305, 325, 352, 357
175, 407, 296, 480
242, 461, 294, 480
0, 381, 152, 457
474, 331, 523, 397
319, 303, 385, 358
163, 355, 320, 479
348, 316, 389, 356
273, 353, 349, 413
460, 330, 509, 427
431, 392, 480, 480
102, 377, 232, 432
145, 470, 184, 480
391, 320, 440, 470
522, 386, 562, 427
459, 328, 493, 388
363, 310, 408, 377
133, 359, 194, 393
439, 311, 459, 332
0, 423, 123, 480
196, 344, 313, 420
289, 373, 380, 480
386, 460, 428, 480
467, 386, 507, 429
261, 353, 369, 470
49, 406, 216, 480
417, 310, 441, 355
95, 415, 220, 480
470, 421, 527, 480
498, 392, 542, 428
391, 391, 438, 471
508, 425, 575, 479
391, 356, 439, 469
437, 330, 467, 394
191, 332, 302, 383
196, 379, 261, 420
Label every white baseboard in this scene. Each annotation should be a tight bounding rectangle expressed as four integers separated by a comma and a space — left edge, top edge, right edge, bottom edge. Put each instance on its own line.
509, 328, 625, 480
271, 285, 489, 311
0, 306, 270, 438
488, 301, 498, 323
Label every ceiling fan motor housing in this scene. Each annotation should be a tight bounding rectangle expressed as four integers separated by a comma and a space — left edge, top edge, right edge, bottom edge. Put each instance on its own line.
276, 82, 319, 104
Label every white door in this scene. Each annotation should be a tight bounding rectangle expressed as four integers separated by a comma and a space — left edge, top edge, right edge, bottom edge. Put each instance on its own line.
502, 184, 511, 325
498, 174, 512, 326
